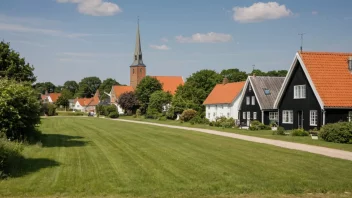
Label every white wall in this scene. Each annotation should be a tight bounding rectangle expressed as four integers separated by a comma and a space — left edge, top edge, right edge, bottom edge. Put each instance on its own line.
73, 101, 84, 112
205, 95, 241, 122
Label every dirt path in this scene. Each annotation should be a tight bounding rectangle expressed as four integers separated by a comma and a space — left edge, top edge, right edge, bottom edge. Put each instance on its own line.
116, 119, 352, 161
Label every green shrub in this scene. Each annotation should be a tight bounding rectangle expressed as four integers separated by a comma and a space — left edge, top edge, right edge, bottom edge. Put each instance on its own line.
320, 122, 352, 144
249, 120, 271, 131
291, 128, 309, 136
145, 108, 162, 119
108, 112, 119, 119
159, 116, 167, 121
180, 109, 197, 122
57, 111, 84, 116
0, 138, 23, 177
208, 117, 235, 128
273, 126, 285, 135
136, 109, 142, 118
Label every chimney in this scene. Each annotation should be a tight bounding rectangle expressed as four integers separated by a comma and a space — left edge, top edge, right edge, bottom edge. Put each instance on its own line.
222, 77, 229, 85
348, 56, 352, 73
253, 73, 256, 77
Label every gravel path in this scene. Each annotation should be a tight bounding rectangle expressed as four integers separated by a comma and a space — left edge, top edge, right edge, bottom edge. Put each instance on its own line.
117, 119, 352, 161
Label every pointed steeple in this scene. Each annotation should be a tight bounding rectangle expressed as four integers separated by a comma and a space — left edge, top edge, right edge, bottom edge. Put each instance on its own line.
131, 17, 145, 66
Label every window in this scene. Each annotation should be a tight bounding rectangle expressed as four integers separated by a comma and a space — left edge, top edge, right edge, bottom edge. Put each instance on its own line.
247, 112, 250, 119
140, 68, 142, 73
208, 113, 210, 118
246, 96, 250, 105
249, 84, 252, 91
227, 112, 230, 118
349, 111, 352, 122
269, 112, 278, 120
133, 69, 135, 74
253, 112, 257, 120
263, 88, 271, 95
221, 105, 223, 109
294, 85, 306, 99
243, 112, 246, 119
251, 96, 255, 105
282, 110, 293, 124
310, 110, 318, 126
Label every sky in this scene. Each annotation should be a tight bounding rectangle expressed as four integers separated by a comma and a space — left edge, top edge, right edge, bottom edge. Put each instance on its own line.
0, 0, 351, 85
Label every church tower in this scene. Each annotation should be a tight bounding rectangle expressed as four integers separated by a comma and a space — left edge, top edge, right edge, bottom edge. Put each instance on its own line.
130, 19, 146, 89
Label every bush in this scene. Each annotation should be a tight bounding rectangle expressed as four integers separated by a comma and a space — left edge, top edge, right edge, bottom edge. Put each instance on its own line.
104, 105, 118, 117
320, 122, 352, 144
159, 116, 167, 121
166, 106, 176, 120
273, 126, 286, 135
57, 111, 84, 116
145, 108, 162, 119
208, 117, 235, 128
136, 109, 142, 118
180, 109, 197, 122
0, 138, 23, 177
108, 112, 119, 119
291, 128, 309, 136
249, 120, 271, 131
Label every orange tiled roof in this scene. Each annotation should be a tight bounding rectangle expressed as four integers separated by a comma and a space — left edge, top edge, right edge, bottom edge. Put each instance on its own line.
299, 51, 352, 107
48, 93, 61, 103
203, 81, 246, 105
112, 85, 134, 100
75, 91, 100, 107
152, 76, 184, 95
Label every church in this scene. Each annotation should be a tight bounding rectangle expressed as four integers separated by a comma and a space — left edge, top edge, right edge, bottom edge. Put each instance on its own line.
110, 22, 184, 114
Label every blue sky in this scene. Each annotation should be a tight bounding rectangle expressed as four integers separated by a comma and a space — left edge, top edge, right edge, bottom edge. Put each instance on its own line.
0, 0, 351, 85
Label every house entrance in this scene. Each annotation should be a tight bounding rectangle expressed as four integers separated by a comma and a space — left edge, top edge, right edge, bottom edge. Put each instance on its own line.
297, 111, 303, 129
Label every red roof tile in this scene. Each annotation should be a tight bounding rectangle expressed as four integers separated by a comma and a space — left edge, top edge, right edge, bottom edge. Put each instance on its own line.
299, 51, 352, 107
203, 81, 246, 105
152, 76, 184, 95
112, 85, 134, 99
48, 93, 61, 103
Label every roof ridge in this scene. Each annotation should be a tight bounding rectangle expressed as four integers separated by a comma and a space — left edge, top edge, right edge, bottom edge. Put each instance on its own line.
299, 51, 352, 55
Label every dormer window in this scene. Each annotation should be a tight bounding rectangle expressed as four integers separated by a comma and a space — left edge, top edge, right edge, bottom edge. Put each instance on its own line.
263, 88, 271, 95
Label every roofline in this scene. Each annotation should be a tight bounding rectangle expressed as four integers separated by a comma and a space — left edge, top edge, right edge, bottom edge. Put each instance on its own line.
248, 76, 264, 110
273, 52, 325, 109
324, 107, 352, 109
130, 64, 146, 67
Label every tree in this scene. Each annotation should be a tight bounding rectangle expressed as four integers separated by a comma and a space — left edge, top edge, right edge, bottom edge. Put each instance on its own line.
56, 89, 73, 110
135, 76, 163, 113
220, 68, 248, 82
0, 41, 36, 83
76, 77, 101, 98
54, 85, 64, 93
251, 69, 267, 76
118, 91, 139, 115
148, 90, 172, 113
33, 82, 56, 94
99, 78, 120, 100
0, 79, 41, 140
186, 69, 223, 97
63, 80, 79, 95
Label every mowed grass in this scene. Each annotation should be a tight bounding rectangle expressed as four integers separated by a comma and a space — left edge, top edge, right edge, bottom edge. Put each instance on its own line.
121, 116, 352, 152
1, 117, 352, 198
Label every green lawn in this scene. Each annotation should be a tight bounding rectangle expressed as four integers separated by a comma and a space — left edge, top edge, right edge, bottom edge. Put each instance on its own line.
121, 116, 352, 152
1, 117, 352, 198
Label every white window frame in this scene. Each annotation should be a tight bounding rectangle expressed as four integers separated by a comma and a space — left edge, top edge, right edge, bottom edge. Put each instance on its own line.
349, 111, 352, 122
243, 112, 246, 119
253, 112, 257, 120
251, 96, 255, 105
247, 112, 250, 119
246, 96, 250, 105
310, 110, 318, 126
227, 112, 230, 118
269, 112, 278, 120
282, 110, 293, 124
294, 85, 306, 99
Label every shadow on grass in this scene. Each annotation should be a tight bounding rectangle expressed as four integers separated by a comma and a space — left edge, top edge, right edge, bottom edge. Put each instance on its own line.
7, 157, 60, 178
41, 134, 89, 147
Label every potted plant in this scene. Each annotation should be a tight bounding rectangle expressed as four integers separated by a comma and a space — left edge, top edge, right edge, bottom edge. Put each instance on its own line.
270, 121, 278, 131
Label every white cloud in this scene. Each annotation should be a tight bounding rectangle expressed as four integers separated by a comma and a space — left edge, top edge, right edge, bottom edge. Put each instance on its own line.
312, 11, 318, 15
150, 44, 170, 50
176, 32, 232, 43
11, 40, 46, 48
56, 0, 122, 16
161, 37, 168, 42
233, 2, 293, 23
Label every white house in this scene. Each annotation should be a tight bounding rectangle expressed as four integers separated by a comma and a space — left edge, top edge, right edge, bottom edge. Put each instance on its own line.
203, 78, 246, 122
73, 91, 100, 113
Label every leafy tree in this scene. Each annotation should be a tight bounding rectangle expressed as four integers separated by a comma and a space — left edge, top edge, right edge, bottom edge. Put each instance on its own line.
251, 69, 267, 76
266, 70, 288, 77
135, 76, 163, 113
76, 76, 101, 98
63, 80, 79, 95
99, 78, 120, 100
148, 90, 172, 113
33, 82, 56, 94
0, 79, 41, 140
56, 89, 73, 110
186, 69, 223, 96
118, 91, 139, 115
54, 85, 64, 93
0, 41, 36, 83
220, 68, 248, 82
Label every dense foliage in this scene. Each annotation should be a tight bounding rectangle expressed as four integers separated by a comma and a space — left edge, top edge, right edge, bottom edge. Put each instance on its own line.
135, 76, 163, 113
320, 122, 352, 143
41, 103, 57, 116
99, 105, 119, 119
76, 76, 102, 98
209, 117, 235, 128
55, 89, 72, 110
0, 41, 36, 83
99, 78, 119, 100
33, 82, 56, 94
249, 120, 271, 131
291, 128, 309, 136
0, 79, 41, 140
0, 138, 23, 177
148, 91, 172, 113
180, 109, 197, 122
118, 91, 139, 115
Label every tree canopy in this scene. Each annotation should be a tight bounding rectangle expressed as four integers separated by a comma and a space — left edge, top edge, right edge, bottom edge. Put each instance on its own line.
135, 76, 163, 113
148, 90, 172, 113
118, 91, 139, 115
0, 41, 36, 83
99, 78, 120, 100
76, 76, 101, 98
220, 68, 248, 82
33, 82, 56, 94
63, 80, 79, 96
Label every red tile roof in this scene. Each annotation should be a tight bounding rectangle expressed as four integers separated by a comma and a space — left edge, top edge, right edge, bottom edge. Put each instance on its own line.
112, 85, 134, 99
152, 76, 184, 95
48, 93, 61, 103
299, 51, 352, 107
75, 91, 100, 107
203, 81, 246, 105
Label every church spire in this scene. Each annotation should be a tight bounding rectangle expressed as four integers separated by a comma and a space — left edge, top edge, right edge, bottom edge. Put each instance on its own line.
131, 17, 145, 66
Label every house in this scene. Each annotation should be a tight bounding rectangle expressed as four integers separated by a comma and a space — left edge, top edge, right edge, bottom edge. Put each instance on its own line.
110, 85, 134, 114
274, 51, 352, 130
238, 75, 285, 126
41, 91, 61, 103
203, 78, 245, 122
73, 90, 100, 113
